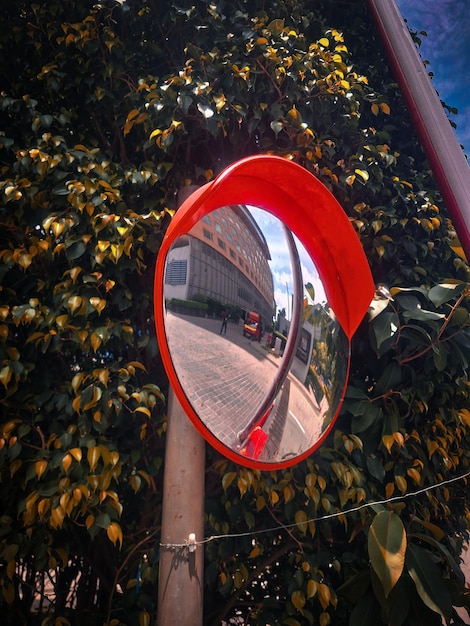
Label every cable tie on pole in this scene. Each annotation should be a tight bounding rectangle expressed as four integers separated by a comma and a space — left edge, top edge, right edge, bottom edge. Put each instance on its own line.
188, 532, 197, 553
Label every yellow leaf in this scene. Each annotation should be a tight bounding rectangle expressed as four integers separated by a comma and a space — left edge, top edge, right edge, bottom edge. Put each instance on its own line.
17, 253, 32, 270
10, 459, 22, 477
62, 453, 72, 473
380, 102, 391, 115
127, 360, 146, 371
69, 447, 82, 463
320, 611, 331, 626
55, 314, 69, 330
248, 545, 261, 559
82, 385, 102, 411
287, 105, 302, 127
67, 295, 83, 315
107, 521, 123, 547
97, 240, 110, 252
50, 506, 66, 529
458, 408, 470, 426
87, 446, 101, 472
307, 579, 317, 599
0, 365, 12, 388
317, 583, 331, 609
450, 243, 468, 262
92, 368, 109, 386
126, 108, 140, 122
407, 468, 421, 485
68, 266, 82, 283
354, 168, 369, 182
412, 518, 445, 541
38, 498, 50, 517
138, 610, 150, 626
109, 451, 120, 466
291, 590, 306, 610
89, 297, 106, 314
319, 37, 329, 47
35, 459, 48, 480
134, 406, 151, 418
130, 474, 141, 493
295, 509, 308, 534
371, 103, 379, 116
222, 471, 236, 491
395, 475, 407, 493
382, 434, 395, 454
72, 396, 81, 414
90, 332, 102, 352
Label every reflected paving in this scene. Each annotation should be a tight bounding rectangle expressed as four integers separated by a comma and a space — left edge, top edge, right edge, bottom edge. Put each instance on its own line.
165, 312, 325, 461
166, 312, 273, 447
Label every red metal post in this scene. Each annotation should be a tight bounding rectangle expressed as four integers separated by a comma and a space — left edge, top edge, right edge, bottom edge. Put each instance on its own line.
367, 0, 470, 258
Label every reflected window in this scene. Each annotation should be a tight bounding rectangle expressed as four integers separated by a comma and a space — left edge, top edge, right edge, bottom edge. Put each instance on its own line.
202, 215, 211, 225
165, 259, 187, 285
215, 222, 222, 234
203, 228, 213, 241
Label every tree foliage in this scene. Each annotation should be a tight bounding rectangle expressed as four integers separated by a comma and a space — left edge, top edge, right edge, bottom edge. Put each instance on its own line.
0, 0, 469, 624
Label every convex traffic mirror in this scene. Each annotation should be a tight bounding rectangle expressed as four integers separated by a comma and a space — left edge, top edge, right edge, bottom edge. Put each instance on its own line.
154, 155, 374, 469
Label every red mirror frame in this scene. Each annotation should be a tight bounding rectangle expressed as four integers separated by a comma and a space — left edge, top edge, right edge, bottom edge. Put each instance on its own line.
154, 155, 375, 468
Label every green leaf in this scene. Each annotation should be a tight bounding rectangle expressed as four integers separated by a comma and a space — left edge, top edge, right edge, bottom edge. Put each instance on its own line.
402, 308, 445, 322
428, 282, 466, 307
406, 544, 453, 623
66, 241, 87, 260
368, 511, 406, 598
408, 533, 465, 584
373, 362, 402, 395
350, 589, 381, 626
372, 311, 399, 350
305, 282, 315, 301
267, 18, 285, 36
94, 513, 111, 529
270, 120, 283, 136
366, 455, 385, 482
432, 343, 448, 372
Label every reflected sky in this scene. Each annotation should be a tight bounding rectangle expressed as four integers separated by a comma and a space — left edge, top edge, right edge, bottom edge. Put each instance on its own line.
248, 206, 326, 319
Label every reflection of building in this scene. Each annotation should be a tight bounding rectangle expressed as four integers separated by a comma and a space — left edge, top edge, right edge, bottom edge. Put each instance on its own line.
164, 205, 275, 323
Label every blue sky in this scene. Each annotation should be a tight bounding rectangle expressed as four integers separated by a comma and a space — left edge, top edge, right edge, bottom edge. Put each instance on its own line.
396, 0, 470, 153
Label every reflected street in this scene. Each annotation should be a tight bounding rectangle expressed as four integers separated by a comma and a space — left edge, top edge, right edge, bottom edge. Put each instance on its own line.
165, 311, 325, 462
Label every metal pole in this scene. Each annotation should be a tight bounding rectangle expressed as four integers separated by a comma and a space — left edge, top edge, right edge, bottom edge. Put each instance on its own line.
367, 0, 470, 258
157, 387, 205, 625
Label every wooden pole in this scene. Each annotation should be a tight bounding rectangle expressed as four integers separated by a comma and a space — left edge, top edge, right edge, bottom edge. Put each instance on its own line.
157, 388, 205, 625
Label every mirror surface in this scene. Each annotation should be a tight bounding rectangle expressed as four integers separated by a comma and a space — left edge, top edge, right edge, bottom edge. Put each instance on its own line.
162, 205, 350, 464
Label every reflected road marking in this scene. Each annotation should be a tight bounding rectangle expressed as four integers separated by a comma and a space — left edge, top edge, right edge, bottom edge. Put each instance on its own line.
289, 410, 305, 434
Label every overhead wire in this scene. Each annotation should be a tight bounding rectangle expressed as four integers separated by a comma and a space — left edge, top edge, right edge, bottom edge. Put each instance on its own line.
159, 468, 470, 549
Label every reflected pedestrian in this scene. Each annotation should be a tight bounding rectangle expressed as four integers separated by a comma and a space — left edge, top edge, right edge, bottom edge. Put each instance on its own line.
220, 310, 228, 335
